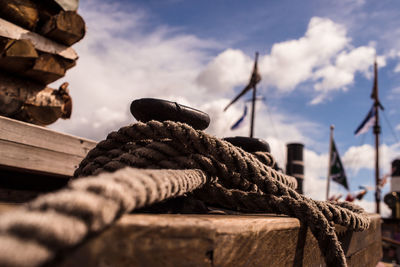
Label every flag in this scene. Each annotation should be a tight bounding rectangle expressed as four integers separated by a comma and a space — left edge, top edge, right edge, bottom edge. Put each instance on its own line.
355, 189, 368, 200
224, 53, 261, 112
329, 139, 349, 190
231, 105, 248, 130
345, 193, 355, 202
354, 106, 376, 136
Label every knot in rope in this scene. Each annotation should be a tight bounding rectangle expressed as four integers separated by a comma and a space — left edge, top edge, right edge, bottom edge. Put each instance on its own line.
74, 120, 369, 267
0, 120, 370, 267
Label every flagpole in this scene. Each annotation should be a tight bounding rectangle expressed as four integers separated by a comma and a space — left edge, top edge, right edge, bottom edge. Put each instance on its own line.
326, 124, 334, 200
372, 59, 381, 214
249, 52, 259, 138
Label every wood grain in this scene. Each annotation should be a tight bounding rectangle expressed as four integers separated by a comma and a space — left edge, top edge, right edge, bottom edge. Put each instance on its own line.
0, 18, 78, 60
0, 115, 96, 177
55, 213, 381, 267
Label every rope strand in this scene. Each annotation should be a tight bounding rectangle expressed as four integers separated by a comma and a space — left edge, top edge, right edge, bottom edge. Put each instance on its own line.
0, 120, 369, 267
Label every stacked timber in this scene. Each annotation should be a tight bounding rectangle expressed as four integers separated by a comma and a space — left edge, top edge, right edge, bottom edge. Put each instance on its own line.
0, 0, 85, 125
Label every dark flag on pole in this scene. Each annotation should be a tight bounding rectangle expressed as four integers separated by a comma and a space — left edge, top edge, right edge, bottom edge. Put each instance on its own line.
354, 105, 376, 136
223, 54, 261, 112
230, 105, 248, 130
329, 139, 349, 190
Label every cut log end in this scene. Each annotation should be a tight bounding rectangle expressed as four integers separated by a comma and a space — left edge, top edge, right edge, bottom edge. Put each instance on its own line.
40, 11, 86, 46
0, 0, 39, 30
0, 72, 73, 126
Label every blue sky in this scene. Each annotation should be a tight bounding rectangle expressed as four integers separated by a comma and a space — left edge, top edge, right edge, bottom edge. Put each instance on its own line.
50, 0, 400, 216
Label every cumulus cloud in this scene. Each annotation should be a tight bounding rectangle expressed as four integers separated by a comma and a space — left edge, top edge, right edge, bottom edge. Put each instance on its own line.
343, 143, 400, 175
49, 1, 216, 140
49, 1, 324, 145
197, 17, 381, 105
261, 17, 349, 92
196, 49, 253, 93
45, 1, 394, 216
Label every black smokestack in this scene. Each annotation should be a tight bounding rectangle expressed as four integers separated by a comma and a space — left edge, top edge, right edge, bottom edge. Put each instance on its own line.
286, 143, 304, 194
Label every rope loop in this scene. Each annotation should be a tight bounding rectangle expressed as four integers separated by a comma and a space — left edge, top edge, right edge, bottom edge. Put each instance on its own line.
0, 120, 369, 267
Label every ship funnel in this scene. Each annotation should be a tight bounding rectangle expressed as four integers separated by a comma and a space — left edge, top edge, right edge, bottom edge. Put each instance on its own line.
286, 143, 304, 194
384, 159, 400, 218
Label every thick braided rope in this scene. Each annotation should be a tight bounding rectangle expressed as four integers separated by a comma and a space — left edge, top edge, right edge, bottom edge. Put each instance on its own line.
0, 120, 370, 267
0, 168, 208, 267
73, 120, 369, 266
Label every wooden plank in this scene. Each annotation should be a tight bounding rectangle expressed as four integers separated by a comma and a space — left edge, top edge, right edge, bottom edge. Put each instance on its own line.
53, 0, 79, 11
0, 18, 78, 60
0, 115, 95, 157
54, 213, 381, 267
0, 203, 20, 213
0, 139, 84, 177
0, 115, 96, 176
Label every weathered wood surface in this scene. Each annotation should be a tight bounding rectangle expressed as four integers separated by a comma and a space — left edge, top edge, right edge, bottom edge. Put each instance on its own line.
0, 72, 72, 125
0, 115, 96, 177
0, 0, 80, 34
0, 18, 78, 60
0, 37, 38, 72
56, 213, 381, 267
0, 0, 39, 30
53, 0, 79, 11
0, 37, 74, 84
40, 11, 85, 46
24, 53, 67, 84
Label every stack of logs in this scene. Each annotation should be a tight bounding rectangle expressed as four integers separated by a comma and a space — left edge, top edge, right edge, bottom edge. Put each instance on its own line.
0, 0, 85, 125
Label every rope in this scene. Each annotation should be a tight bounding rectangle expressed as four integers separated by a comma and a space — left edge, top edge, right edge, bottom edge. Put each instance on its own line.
0, 120, 370, 267
0, 168, 208, 267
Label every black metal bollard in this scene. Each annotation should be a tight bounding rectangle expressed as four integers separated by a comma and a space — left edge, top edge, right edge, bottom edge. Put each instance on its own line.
130, 98, 210, 130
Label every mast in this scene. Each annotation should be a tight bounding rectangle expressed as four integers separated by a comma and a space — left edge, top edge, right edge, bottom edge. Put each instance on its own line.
224, 52, 261, 137
326, 125, 334, 200
250, 52, 259, 138
372, 59, 381, 214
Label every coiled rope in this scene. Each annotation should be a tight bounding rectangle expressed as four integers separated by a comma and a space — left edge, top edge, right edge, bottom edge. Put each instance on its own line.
0, 120, 369, 267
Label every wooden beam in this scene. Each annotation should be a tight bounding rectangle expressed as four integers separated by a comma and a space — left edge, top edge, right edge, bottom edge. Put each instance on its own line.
25, 53, 66, 84
0, 72, 72, 124
0, 37, 76, 85
0, 115, 96, 177
0, 18, 78, 60
0, 0, 39, 30
54, 213, 381, 267
0, 71, 46, 116
53, 0, 79, 11
40, 11, 86, 46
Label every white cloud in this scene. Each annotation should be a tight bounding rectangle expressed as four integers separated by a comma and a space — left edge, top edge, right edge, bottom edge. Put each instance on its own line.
45, 2, 396, 217
395, 64, 400, 73
196, 17, 381, 105
196, 49, 253, 94
49, 1, 216, 140
311, 46, 376, 104
49, 1, 325, 146
343, 143, 400, 175
303, 149, 329, 200
261, 17, 349, 92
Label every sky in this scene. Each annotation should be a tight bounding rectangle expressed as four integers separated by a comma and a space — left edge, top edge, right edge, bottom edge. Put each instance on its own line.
49, 0, 400, 217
